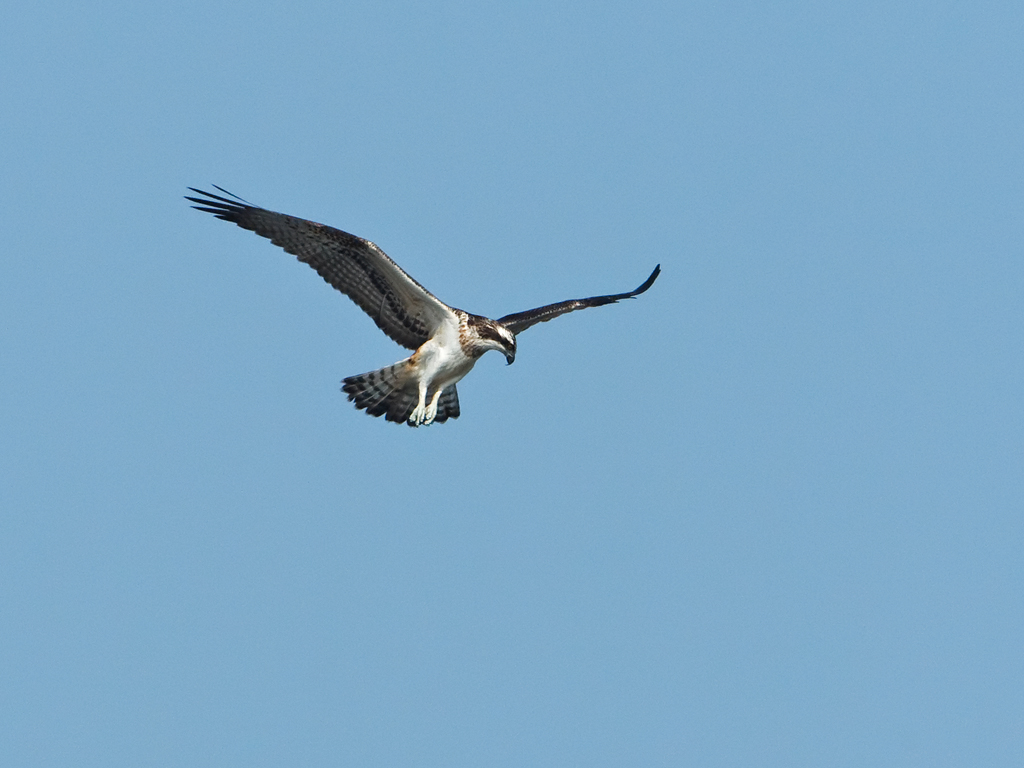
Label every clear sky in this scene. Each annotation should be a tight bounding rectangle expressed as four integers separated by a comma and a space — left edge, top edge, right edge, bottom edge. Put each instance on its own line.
2, 1, 1022, 765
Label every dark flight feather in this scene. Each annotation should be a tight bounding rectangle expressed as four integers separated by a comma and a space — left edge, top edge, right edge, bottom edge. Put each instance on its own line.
497, 265, 661, 335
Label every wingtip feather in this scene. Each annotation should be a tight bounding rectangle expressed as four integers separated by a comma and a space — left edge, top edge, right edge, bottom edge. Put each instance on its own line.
633, 264, 660, 296
185, 186, 253, 208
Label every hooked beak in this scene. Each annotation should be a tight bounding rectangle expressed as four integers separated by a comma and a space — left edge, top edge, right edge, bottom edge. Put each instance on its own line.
505, 350, 516, 365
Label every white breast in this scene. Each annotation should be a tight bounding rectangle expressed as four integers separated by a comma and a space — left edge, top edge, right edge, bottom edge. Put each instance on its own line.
410, 316, 478, 395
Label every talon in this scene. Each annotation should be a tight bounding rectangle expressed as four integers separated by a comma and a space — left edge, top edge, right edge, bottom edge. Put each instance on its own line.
408, 402, 427, 426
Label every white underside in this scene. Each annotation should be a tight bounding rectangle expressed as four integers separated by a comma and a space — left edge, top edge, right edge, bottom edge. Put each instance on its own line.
406, 319, 477, 427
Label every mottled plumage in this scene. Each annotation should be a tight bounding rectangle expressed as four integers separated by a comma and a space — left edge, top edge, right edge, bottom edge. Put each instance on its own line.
187, 186, 659, 426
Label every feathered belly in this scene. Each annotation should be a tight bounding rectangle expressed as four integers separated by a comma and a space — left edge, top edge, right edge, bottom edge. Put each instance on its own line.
409, 339, 477, 394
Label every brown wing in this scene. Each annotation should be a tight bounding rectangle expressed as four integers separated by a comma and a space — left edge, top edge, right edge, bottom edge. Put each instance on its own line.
497, 265, 660, 335
186, 186, 454, 350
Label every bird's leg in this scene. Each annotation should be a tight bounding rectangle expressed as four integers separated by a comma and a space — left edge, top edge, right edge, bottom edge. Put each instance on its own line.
408, 381, 429, 426
423, 389, 443, 425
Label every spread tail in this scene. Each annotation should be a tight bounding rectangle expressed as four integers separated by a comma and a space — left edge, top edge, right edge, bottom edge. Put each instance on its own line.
342, 361, 460, 425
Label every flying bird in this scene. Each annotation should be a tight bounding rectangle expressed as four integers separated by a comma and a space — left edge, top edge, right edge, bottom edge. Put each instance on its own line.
187, 186, 660, 427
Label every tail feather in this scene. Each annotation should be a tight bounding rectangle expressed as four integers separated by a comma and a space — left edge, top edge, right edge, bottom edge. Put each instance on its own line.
341, 362, 462, 425
342, 360, 415, 423
384, 390, 418, 423
433, 385, 460, 423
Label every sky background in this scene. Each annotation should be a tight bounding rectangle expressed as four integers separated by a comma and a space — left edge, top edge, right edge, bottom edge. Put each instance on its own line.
2, 1, 1022, 765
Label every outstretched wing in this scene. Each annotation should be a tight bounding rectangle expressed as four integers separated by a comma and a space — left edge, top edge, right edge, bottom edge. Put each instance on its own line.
497, 265, 660, 335
187, 186, 453, 350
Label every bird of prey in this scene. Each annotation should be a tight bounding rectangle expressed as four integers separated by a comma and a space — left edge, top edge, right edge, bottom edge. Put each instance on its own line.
187, 186, 660, 427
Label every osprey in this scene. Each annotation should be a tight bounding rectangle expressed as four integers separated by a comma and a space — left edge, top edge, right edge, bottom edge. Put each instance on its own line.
187, 187, 660, 427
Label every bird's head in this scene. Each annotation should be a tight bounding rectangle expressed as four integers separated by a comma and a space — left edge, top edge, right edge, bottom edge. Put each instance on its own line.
500, 326, 517, 365
473, 318, 517, 365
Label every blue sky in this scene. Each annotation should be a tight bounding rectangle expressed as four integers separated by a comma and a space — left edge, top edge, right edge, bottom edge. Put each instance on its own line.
2, 1, 1022, 765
